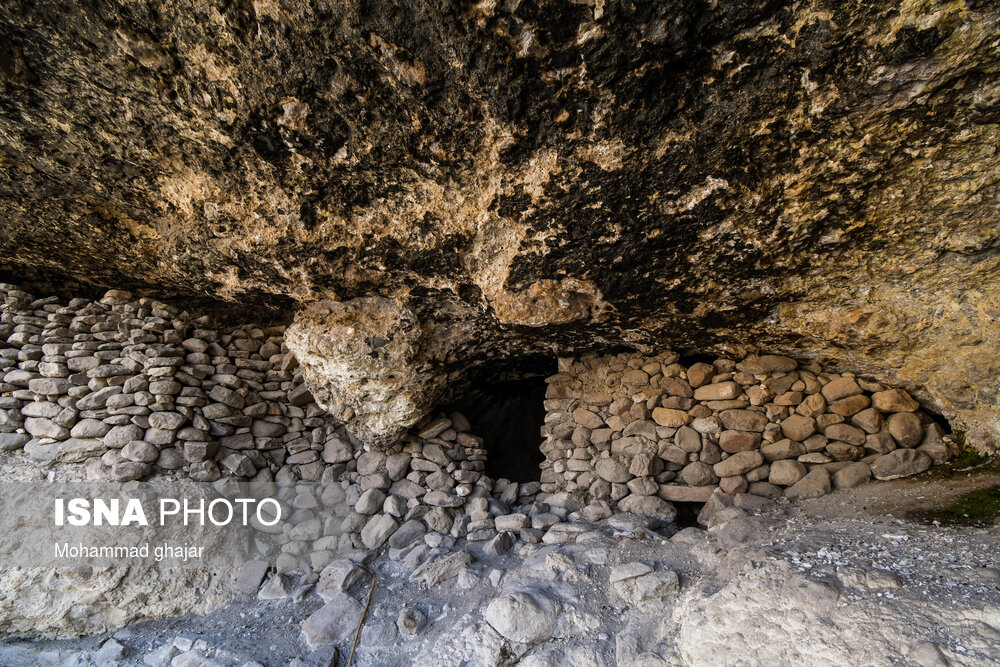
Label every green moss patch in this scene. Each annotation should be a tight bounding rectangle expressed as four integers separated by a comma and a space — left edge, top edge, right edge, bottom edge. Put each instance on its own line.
913, 486, 1000, 525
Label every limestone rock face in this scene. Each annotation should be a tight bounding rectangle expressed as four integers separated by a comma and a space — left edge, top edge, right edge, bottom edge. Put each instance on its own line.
284, 297, 471, 446
1, 1, 999, 448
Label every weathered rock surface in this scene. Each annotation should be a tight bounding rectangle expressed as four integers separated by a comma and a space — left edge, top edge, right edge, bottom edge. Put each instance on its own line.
1, 1, 998, 448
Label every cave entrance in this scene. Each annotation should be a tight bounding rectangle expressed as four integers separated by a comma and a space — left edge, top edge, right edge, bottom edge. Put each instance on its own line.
443, 362, 554, 483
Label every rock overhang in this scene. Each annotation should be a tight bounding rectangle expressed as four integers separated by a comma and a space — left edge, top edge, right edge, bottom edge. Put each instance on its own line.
0, 0, 998, 448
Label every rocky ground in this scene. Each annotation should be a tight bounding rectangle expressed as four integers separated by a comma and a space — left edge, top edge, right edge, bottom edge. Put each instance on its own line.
1, 461, 997, 667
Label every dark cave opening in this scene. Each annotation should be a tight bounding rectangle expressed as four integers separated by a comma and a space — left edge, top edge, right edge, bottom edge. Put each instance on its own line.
922, 406, 954, 434
677, 351, 718, 366
443, 361, 556, 483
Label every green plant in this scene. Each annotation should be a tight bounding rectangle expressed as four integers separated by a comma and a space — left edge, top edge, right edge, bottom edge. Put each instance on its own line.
951, 430, 989, 469
944, 487, 1000, 521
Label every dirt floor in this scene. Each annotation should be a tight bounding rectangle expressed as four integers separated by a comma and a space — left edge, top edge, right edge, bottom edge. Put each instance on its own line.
1, 456, 998, 666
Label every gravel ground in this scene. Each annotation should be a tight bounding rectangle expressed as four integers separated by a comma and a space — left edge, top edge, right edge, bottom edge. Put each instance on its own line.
1, 464, 998, 666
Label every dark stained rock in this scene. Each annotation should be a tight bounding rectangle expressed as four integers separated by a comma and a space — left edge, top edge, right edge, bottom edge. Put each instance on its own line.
1, 0, 998, 448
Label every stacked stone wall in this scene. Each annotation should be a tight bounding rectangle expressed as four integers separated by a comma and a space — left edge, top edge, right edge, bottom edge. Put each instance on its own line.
540, 351, 957, 513
0, 283, 343, 485
0, 283, 962, 575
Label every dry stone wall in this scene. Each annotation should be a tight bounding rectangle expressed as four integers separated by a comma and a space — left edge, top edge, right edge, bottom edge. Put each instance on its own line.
541, 352, 958, 514
0, 284, 577, 576
0, 284, 341, 485
0, 282, 963, 577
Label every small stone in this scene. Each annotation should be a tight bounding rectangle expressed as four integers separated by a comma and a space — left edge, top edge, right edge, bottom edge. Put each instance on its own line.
796, 393, 827, 417
258, 573, 294, 600
872, 388, 920, 413
318, 560, 368, 600
662, 377, 693, 397
824, 423, 867, 446
832, 461, 871, 489
572, 408, 604, 429
383, 495, 407, 517
785, 467, 831, 499
747, 481, 783, 499
686, 362, 715, 387
112, 461, 152, 482
851, 408, 884, 434
28, 377, 71, 395
760, 439, 805, 461
658, 485, 714, 502
674, 426, 702, 452
409, 550, 473, 587
651, 408, 691, 427
104, 424, 144, 448
252, 420, 287, 438
774, 390, 804, 406
485, 531, 516, 556
865, 431, 897, 454
680, 461, 718, 486
692, 381, 740, 401
495, 513, 530, 532
234, 560, 269, 594
736, 354, 797, 374
360, 514, 398, 549
386, 453, 411, 479
887, 412, 923, 448
70, 419, 111, 438
300, 594, 364, 649
183, 441, 218, 462
691, 416, 723, 434
181, 338, 209, 353
918, 423, 954, 464
24, 417, 69, 439
713, 450, 764, 478
484, 590, 561, 643
769, 460, 807, 486
323, 438, 353, 463
355, 488, 387, 514
617, 494, 677, 520
149, 380, 181, 395
870, 449, 932, 480
596, 458, 630, 483
397, 607, 427, 637
157, 447, 184, 469
208, 385, 244, 409
388, 519, 426, 549
25, 437, 106, 462
780, 414, 816, 441
418, 417, 452, 439
719, 430, 762, 453
629, 451, 662, 476
0, 432, 30, 451
826, 442, 863, 461
828, 394, 870, 416
122, 440, 159, 463
221, 452, 256, 476
821, 377, 862, 402
719, 409, 769, 432
719, 475, 748, 495
95, 639, 127, 664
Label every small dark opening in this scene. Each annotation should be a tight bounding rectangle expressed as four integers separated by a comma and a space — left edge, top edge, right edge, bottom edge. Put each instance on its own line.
444, 367, 553, 483
673, 502, 704, 530
677, 351, 717, 366
923, 407, 954, 434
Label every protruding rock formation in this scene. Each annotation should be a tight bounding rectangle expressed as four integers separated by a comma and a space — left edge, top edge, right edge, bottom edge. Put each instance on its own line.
285, 297, 470, 447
